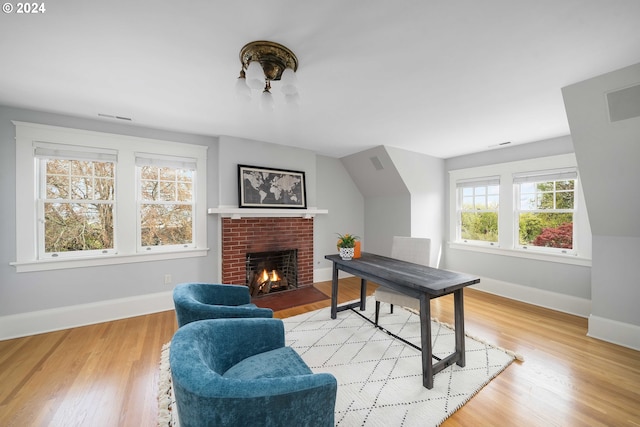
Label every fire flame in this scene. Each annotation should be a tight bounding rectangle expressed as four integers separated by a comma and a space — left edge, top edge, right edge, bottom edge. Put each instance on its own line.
260, 269, 280, 282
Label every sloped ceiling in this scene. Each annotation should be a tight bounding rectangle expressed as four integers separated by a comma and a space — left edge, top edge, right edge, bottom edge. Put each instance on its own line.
562, 63, 640, 237
340, 146, 408, 197
1, 1, 640, 159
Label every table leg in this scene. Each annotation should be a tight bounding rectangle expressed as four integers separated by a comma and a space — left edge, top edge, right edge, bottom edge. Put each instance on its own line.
419, 293, 434, 389
454, 288, 465, 367
331, 263, 339, 319
360, 278, 367, 311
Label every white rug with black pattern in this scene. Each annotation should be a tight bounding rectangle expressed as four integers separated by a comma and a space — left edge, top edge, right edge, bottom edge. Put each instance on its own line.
158, 297, 522, 427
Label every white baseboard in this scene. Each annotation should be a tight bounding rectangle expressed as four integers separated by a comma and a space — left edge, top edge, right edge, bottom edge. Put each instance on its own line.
317, 268, 593, 318
320, 267, 640, 351
313, 268, 591, 317
0, 291, 174, 341
588, 315, 640, 351
468, 276, 592, 318
14, 272, 636, 351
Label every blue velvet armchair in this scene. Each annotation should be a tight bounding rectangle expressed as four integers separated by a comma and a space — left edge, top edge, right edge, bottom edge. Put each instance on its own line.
170, 318, 337, 427
173, 282, 273, 327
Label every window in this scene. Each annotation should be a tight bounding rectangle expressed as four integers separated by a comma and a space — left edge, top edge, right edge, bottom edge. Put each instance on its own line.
515, 170, 577, 253
137, 155, 196, 250
456, 177, 500, 244
13, 121, 208, 272
449, 154, 591, 264
36, 145, 117, 258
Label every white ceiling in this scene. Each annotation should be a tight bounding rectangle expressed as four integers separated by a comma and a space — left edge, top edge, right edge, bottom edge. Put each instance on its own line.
1, 1, 639, 159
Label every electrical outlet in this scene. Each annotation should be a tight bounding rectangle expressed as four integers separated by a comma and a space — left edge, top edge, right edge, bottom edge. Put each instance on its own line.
164, 274, 172, 285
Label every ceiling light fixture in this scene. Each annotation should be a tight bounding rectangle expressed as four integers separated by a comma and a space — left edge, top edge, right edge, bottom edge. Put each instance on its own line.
235, 41, 299, 109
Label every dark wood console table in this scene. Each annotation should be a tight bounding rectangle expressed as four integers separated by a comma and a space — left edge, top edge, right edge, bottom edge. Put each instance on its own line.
325, 252, 480, 389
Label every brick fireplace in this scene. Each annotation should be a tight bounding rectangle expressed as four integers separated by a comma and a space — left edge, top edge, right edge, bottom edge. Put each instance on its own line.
221, 217, 314, 288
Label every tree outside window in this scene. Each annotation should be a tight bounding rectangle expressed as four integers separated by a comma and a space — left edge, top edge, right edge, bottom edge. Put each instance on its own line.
40, 158, 115, 255
516, 173, 576, 251
139, 164, 194, 248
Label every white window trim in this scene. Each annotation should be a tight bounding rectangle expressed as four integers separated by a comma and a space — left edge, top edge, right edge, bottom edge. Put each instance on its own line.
456, 176, 500, 246
448, 153, 592, 267
135, 153, 197, 252
513, 168, 578, 255
11, 121, 209, 272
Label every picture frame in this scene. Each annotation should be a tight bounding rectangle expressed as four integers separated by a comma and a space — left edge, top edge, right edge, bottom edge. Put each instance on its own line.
238, 164, 307, 209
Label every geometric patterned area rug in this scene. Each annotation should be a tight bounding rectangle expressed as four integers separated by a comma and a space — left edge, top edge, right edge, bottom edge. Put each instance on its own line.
158, 297, 523, 427
285, 297, 523, 426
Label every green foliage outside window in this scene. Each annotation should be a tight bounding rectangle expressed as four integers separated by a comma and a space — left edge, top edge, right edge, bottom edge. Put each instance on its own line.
518, 179, 574, 249
461, 212, 498, 242
460, 182, 499, 243
518, 213, 573, 247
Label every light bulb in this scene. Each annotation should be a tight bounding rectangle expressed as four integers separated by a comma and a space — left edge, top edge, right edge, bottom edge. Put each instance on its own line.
246, 61, 265, 90
280, 68, 298, 95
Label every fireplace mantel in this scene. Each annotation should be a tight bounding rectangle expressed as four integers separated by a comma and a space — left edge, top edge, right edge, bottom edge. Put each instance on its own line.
208, 206, 328, 219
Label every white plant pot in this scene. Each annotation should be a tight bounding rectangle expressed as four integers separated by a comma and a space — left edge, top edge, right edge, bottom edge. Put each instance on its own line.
339, 247, 354, 260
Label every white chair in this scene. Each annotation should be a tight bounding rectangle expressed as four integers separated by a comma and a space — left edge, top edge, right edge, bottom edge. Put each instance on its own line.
374, 236, 430, 325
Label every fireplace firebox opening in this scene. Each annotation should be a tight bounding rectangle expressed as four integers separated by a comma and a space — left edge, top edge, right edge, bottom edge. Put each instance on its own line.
246, 249, 298, 296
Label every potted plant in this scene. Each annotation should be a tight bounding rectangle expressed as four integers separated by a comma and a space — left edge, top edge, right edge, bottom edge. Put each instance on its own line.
336, 233, 359, 260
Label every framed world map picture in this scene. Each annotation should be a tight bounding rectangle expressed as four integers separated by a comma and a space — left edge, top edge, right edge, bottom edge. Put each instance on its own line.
238, 164, 307, 209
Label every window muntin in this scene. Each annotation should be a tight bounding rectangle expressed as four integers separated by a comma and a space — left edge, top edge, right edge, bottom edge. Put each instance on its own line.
457, 177, 499, 244
13, 121, 209, 272
515, 170, 577, 252
37, 149, 117, 258
138, 161, 195, 249
449, 154, 589, 263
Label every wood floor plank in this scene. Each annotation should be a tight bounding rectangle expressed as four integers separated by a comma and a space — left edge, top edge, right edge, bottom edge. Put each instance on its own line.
1, 279, 639, 426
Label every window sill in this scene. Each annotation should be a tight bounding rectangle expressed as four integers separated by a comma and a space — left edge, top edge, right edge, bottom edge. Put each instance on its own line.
448, 242, 591, 267
10, 248, 210, 273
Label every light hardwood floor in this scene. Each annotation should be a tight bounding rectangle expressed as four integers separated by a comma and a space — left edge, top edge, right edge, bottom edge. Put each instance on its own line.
1, 278, 639, 426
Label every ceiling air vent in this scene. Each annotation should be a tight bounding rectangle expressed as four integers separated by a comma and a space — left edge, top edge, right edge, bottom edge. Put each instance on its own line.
370, 156, 384, 170
606, 83, 640, 123
98, 113, 133, 121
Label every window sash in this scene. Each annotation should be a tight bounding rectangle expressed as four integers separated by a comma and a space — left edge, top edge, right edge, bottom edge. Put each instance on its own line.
135, 153, 196, 170
37, 153, 117, 259
35, 142, 118, 163
14, 121, 209, 272
513, 169, 577, 184
136, 159, 196, 251
515, 172, 577, 253
456, 177, 500, 244
456, 176, 500, 188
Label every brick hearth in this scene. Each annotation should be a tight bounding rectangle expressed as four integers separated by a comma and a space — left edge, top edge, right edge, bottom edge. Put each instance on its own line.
221, 217, 314, 287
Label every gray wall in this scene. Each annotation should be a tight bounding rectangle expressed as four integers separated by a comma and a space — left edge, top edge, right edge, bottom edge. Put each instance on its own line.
443, 136, 592, 301
364, 194, 412, 256
339, 145, 445, 260
341, 146, 411, 256
562, 62, 640, 330
0, 106, 363, 323
315, 155, 365, 271
339, 145, 445, 262
0, 105, 218, 316
217, 135, 318, 207
387, 146, 445, 267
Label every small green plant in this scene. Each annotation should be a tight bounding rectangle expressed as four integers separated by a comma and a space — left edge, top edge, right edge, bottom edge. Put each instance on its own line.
336, 233, 359, 248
